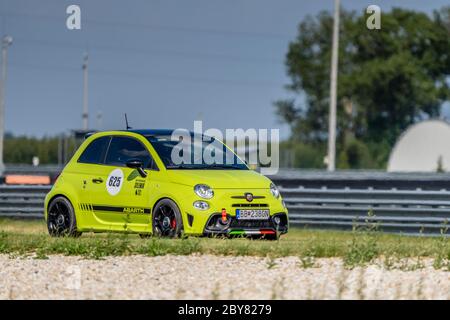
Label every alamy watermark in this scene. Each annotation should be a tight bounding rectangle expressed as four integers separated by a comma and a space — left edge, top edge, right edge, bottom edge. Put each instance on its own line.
366, 5, 381, 30
169, 121, 279, 175
66, 5, 81, 30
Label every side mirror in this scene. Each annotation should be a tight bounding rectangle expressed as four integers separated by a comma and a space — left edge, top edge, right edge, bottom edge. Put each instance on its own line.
126, 159, 147, 178
126, 159, 143, 169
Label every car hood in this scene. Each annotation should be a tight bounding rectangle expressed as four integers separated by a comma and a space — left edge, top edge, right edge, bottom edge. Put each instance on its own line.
166, 169, 271, 189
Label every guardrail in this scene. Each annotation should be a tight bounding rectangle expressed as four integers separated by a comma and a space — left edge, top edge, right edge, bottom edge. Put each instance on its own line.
272, 170, 450, 236
279, 187, 449, 236
0, 170, 449, 236
5, 164, 63, 175
0, 185, 51, 219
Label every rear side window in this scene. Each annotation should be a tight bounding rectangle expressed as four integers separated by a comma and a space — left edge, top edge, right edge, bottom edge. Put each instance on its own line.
105, 136, 153, 168
78, 136, 110, 164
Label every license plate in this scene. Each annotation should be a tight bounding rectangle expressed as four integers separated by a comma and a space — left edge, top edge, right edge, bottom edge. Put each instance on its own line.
236, 209, 269, 220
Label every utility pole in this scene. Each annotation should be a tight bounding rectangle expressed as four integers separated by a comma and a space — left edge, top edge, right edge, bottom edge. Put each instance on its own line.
0, 35, 13, 176
82, 53, 89, 130
96, 111, 103, 130
58, 134, 63, 166
327, 0, 340, 171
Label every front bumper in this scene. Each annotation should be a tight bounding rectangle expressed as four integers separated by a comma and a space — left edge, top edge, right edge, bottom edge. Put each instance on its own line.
203, 212, 288, 237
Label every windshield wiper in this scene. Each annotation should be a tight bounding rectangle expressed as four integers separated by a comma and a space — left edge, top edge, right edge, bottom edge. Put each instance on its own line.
166, 163, 244, 170
208, 164, 244, 169
166, 164, 201, 169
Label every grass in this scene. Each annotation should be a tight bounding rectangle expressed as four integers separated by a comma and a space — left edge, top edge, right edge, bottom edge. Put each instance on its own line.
0, 218, 449, 269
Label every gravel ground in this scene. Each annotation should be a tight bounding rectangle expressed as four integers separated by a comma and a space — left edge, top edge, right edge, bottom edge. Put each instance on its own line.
0, 254, 448, 300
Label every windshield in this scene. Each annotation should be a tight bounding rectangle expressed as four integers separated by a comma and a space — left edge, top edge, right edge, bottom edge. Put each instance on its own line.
145, 134, 248, 170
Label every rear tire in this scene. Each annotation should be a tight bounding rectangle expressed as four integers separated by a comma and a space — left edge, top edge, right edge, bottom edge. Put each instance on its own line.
152, 199, 184, 238
47, 196, 81, 237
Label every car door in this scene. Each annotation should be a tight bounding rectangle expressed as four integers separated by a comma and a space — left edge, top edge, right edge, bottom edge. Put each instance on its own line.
74, 135, 111, 229
87, 136, 153, 230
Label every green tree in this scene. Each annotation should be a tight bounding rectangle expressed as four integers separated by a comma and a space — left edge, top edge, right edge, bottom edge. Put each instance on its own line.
3, 133, 77, 164
275, 7, 450, 168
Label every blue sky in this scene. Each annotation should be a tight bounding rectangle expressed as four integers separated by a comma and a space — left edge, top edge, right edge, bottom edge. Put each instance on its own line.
0, 0, 449, 138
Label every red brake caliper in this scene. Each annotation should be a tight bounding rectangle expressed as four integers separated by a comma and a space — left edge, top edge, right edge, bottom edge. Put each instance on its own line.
171, 218, 176, 229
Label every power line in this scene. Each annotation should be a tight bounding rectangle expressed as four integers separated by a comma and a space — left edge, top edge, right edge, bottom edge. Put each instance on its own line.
9, 61, 285, 88
1, 11, 289, 90
12, 36, 282, 66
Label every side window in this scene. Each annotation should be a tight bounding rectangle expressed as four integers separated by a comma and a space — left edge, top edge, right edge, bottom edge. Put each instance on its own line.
105, 137, 154, 168
78, 136, 110, 164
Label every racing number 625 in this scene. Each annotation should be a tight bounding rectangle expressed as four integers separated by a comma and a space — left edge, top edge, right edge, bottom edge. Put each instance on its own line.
108, 176, 122, 187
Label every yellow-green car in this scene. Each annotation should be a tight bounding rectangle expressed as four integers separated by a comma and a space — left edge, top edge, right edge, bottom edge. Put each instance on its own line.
44, 130, 288, 239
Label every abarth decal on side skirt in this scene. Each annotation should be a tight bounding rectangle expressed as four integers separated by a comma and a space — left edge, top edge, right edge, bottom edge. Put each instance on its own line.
92, 205, 151, 214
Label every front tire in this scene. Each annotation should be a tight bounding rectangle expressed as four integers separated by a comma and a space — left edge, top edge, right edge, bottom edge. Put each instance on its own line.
47, 196, 81, 237
152, 199, 183, 238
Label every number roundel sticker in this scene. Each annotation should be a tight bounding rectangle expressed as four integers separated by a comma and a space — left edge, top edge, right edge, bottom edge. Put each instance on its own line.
106, 168, 124, 196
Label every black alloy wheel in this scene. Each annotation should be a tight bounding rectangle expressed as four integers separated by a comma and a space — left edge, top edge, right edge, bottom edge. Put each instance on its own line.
47, 196, 81, 237
152, 199, 183, 238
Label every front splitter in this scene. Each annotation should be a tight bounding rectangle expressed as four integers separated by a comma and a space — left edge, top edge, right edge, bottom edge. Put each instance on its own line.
204, 228, 278, 236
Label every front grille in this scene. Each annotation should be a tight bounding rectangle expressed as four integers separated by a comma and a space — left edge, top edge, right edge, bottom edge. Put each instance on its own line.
231, 195, 265, 199
230, 219, 273, 228
204, 212, 288, 234
232, 203, 269, 208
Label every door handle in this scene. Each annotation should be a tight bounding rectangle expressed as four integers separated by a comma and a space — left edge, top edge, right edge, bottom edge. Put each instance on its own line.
92, 178, 103, 184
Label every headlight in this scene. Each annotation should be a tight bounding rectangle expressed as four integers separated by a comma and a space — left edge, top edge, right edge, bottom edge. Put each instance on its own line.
270, 183, 280, 198
193, 201, 209, 210
194, 184, 214, 199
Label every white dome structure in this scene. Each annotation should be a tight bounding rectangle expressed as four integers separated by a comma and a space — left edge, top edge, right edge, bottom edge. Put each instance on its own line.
388, 119, 450, 172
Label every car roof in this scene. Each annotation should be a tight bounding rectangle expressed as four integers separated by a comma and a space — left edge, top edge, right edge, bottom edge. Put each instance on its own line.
128, 129, 178, 136
86, 129, 202, 140
85, 129, 176, 139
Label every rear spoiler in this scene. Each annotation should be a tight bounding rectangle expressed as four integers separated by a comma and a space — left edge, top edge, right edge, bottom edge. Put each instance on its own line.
71, 130, 98, 140
84, 131, 97, 139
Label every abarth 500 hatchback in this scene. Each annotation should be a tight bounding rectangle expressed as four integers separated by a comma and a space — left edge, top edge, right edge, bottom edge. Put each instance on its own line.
44, 130, 289, 239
